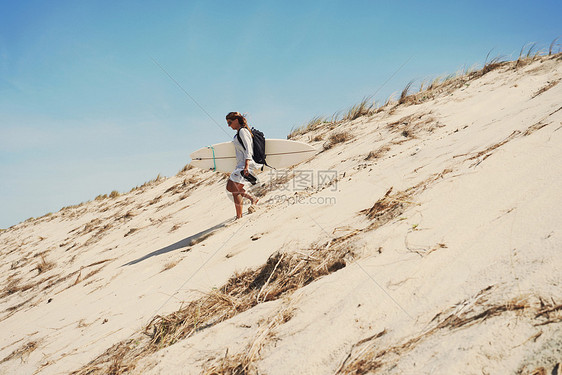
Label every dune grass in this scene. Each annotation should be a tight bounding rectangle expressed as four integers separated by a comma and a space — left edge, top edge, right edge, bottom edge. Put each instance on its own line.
73, 239, 355, 374
343, 96, 375, 121
287, 40, 561, 141
336, 286, 561, 374
36, 254, 55, 275
202, 303, 296, 374
0, 340, 40, 364
323, 132, 354, 150
399, 80, 414, 104
288, 98, 376, 139
549, 37, 560, 55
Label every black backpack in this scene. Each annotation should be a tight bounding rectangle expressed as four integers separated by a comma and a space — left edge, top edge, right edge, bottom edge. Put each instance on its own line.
237, 127, 271, 169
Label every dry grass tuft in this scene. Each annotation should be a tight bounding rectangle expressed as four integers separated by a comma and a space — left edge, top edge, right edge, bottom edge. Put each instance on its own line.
83, 223, 113, 247
124, 228, 139, 237
36, 254, 55, 274
82, 266, 104, 282
403, 49, 561, 106
361, 168, 452, 231
286, 48, 560, 141
73, 242, 354, 374
450, 106, 561, 168
516, 43, 536, 68
531, 79, 560, 99
365, 145, 391, 161
386, 113, 439, 139
162, 261, 180, 272
323, 132, 353, 150
337, 286, 557, 374
163, 177, 200, 197
288, 99, 376, 140
146, 246, 352, 348
0, 341, 40, 364
549, 37, 560, 55
130, 174, 165, 193
288, 116, 330, 139
79, 218, 102, 235
452, 130, 522, 168
204, 353, 252, 375
178, 164, 194, 175
343, 97, 374, 121
482, 50, 507, 74
1, 278, 35, 298
312, 134, 324, 142
399, 81, 414, 104
360, 187, 414, 231
203, 304, 296, 374
94, 190, 120, 201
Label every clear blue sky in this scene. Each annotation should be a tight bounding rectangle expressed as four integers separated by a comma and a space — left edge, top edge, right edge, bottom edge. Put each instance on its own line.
1, 0, 560, 228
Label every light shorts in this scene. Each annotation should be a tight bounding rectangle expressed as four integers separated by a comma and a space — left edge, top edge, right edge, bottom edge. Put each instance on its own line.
229, 169, 250, 185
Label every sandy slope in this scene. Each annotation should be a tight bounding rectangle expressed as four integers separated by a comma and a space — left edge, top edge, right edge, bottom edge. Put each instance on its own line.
1, 55, 561, 375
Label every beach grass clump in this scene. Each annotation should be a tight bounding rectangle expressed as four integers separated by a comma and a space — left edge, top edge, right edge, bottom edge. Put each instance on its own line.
531, 79, 560, 99
1, 278, 34, 298
515, 42, 541, 69
0, 341, 40, 365
94, 191, 119, 201
288, 116, 330, 139
336, 286, 560, 374
323, 132, 353, 150
343, 97, 375, 121
398, 81, 415, 104
73, 241, 354, 374
365, 145, 391, 161
202, 304, 296, 374
373, 42, 559, 111
479, 49, 507, 75
549, 37, 560, 55
178, 164, 194, 175
132, 174, 165, 192
287, 46, 560, 138
36, 254, 55, 274
361, 187, 410, 226
146, 245, 353, 349
288, 98, 376, 140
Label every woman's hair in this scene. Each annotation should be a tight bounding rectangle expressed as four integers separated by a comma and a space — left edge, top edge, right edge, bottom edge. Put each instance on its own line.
226, 111, 249, 130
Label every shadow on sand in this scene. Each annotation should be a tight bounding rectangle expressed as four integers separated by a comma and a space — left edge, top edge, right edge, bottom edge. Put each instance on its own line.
122, 219, 233, 266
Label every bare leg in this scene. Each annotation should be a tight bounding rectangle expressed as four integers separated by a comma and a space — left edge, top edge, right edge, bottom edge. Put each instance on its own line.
227, 179, 257, 218
241, 191, 258, 205
232, 193, 244, 219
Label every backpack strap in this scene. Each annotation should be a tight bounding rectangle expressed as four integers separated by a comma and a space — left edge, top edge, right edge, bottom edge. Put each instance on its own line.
236, 129, 245, 151
236, 127, 253, 150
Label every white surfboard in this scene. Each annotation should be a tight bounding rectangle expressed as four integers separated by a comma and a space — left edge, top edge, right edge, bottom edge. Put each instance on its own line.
190, 139, 316, 172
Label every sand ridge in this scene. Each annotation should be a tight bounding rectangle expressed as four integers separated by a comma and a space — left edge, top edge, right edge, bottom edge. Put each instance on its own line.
1, 54, 561, 375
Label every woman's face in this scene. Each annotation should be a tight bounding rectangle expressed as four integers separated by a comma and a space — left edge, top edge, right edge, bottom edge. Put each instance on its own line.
227, 118, 240, 130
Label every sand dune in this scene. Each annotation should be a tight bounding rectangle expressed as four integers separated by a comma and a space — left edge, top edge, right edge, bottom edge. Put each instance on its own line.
1, 54, 561, 375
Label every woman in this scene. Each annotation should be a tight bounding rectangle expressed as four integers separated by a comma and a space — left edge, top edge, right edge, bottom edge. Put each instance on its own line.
225, 112, 259, 219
